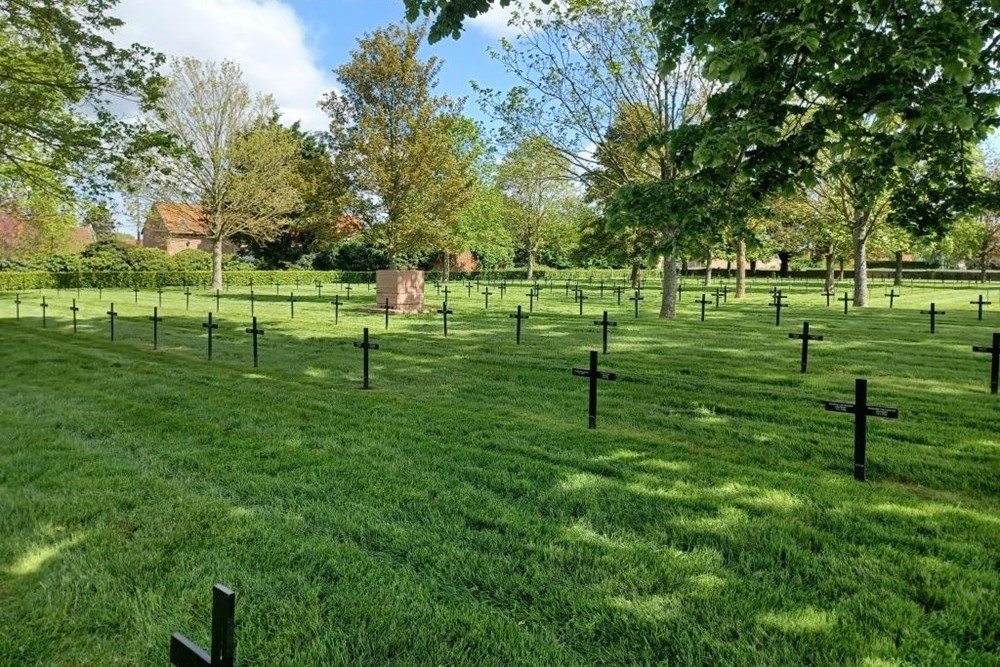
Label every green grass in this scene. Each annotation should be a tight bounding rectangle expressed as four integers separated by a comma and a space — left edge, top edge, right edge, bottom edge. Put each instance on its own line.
1, 277, 998, 666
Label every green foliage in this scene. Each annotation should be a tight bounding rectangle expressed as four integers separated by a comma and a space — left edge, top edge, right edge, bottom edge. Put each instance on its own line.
403, 0, 553, 42
649, 0, 999, 236
0, 0, 166, 197
321, 23, 472, 269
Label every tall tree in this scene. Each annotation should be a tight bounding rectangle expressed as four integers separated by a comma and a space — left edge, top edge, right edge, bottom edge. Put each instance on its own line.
403, 0, 552, 42
322, 23, 469, 270
0, 0, 165, 197
476, 0, 711, 316
145, 58, 302, 288
645, 0, 1000, 303
497, 135, 578, 279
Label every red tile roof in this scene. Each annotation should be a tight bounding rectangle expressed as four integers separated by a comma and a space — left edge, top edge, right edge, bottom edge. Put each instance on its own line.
152, 202, 210, 236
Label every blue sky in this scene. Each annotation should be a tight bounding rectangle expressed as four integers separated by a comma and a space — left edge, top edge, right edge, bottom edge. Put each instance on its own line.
114, 0, 520, 132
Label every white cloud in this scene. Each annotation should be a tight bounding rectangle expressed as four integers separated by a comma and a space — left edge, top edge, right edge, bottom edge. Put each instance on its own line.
112, 0, 336, 131
469, 6, 520, 39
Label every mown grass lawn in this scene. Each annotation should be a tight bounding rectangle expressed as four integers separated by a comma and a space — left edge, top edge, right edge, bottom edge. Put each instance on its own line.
1, 277, 998, 666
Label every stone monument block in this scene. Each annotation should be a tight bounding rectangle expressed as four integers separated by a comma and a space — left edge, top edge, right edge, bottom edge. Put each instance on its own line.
375, 269, 425, 313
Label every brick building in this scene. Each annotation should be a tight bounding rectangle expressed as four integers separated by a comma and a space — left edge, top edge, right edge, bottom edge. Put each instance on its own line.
141, 202, 235, 255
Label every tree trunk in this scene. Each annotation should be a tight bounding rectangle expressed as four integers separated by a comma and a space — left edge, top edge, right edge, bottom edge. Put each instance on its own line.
629, 262, 641, 289
660, 252, 677, 319
778, 251, 791, 278
527, 249, 536, 280
980, 256, 988, 283
853, 220, 868, 307
838, 258, 845, 280
894, 251, 903, 287
443, 250, 451, 283
211, 237, 224, 290
388, 246, 397, 270
824, 253, 836, 293
736, 239, 747, 298
681, 258, 689, 276
703, 251, 713, 286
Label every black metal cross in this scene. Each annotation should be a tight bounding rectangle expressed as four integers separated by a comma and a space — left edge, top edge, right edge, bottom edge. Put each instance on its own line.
694, 293, 709, 321
577, 290, 587, 315
40, 296, 48, 328
499, 281, 507, 299
885, 289, 900, 308
822, 289, 835, 307
185, 286, 192, 311
98, 285, 103, 301
839, 292, 853, 315
383, 298, 391, 329
630, 290, 644, 319
157, 287, 164, 307
677, 282, 684, 297
825, 378, 899, 481
353, 327, 380, 389
564, 279, 571, 297
107, 303, 117, 341
721, 285, 729, 303
345, 284, 353, 301
70, 299, 79, 333
972, 332, 999, 394
788, 321, 824, 373
275, 280, 281, 295
289, 293, 296, 319
599, 279, 605, 298
203, 312, 218, 360
594, 310, 618, 354
920, 302, 946, 333
169, 584, 235, 667
331, 296, 343, 324
245, 316, 264, 368
150, 307, 163, 350
572, 350, 618, 429
526, 289, 536, 313
250, 289, 255, 316
434, 280, 441, 296
215, 289, 221, 313
482, 288, 493, 310
712, 288, 723, 308
315, 280, 323, 298
770, 290, 788, 326
613, 285, 623, 306
970, 294, 992, 321
14, 292, 21, 320
134, 285, 140, 304
509, 305, 529, 344
437, 301, 453, 336
466, 282, 473, 298
442, 286, 451, 303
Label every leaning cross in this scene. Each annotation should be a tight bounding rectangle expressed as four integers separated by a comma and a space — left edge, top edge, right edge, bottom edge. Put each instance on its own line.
788, 321, 824, 373
353, 327, 380, 389
825, 378, 898, 482
169, 584, 236, 667
202, 312, 219, 360
437, 301, 453, 336
572, 350, 618, 429
972, 332, 1000, 394
593, 310, 618, 354
970, 294, 992, 321
149, 307, 163, 350
509, 305, 529, 344
245, 316, 264, 368
920, 302, 946, 333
